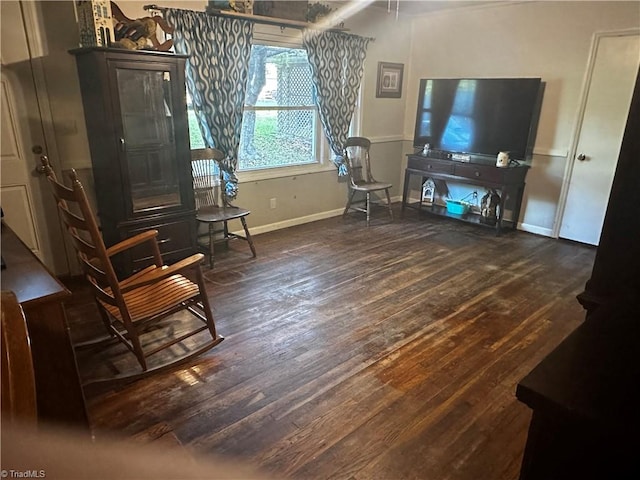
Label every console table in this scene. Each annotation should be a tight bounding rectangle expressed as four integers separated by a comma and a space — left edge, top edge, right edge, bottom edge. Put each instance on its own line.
0, 224, 89, 431
401, 154, 530, 233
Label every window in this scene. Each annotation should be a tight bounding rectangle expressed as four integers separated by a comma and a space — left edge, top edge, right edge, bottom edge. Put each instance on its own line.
187, 36, 326, 179
240, 44, 319, 171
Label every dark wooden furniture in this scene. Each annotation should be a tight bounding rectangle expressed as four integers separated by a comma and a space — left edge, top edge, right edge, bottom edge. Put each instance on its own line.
343, 137, 393, 226
0, 224, 89, 430
516, 70, 640, 478
42, 158, 223, 376
402, 153, 529, 233
516, 300, 639, 479
70, 47, 196, 275
1, 290, 37, 427
190, 148, 257, 268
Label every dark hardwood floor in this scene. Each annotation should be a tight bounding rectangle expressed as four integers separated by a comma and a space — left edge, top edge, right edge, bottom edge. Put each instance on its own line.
64, 206, 597, 480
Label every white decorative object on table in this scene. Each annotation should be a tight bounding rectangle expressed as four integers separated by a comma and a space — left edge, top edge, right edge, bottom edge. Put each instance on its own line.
496, 151, 510, 168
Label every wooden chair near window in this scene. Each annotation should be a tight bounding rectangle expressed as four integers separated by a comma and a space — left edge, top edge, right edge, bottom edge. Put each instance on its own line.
190, 148, 257, 269
343, 136, 394, 226
41, 156, 223, 376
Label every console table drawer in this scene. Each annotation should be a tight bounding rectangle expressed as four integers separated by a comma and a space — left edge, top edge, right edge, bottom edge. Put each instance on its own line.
454, 164, 506, 183
408, 156, 455, 174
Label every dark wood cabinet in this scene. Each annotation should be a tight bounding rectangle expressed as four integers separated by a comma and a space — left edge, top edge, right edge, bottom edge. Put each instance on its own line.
70, 47, 196, 274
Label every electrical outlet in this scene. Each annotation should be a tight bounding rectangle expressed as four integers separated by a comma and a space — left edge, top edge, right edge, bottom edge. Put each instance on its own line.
270, 198, 277, 209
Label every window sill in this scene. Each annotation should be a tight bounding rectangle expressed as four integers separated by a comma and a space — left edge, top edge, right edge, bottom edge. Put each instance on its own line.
238, 162, 337, 182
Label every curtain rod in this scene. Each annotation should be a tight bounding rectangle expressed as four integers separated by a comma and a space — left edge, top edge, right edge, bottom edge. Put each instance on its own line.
143, 4, 375, 40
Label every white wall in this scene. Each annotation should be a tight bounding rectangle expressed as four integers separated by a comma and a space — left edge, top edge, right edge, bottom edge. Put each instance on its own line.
403, 0, 640, 235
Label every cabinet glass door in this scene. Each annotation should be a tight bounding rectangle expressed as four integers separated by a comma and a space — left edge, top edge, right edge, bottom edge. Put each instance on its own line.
116, 67, 181, 212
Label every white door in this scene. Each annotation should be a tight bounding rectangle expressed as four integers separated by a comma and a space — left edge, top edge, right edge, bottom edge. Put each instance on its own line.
0, 1, 68, 272
559, 33, 640, 245
0, 70, 43, 252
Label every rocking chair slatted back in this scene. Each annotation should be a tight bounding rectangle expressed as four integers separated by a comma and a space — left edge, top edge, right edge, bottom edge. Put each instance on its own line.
44, 165, 123, 297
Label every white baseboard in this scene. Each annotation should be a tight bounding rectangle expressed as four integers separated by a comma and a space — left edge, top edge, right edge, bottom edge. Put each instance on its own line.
233, 196, 404, 236
518, 222, 554, 238
233, 208, 344, 236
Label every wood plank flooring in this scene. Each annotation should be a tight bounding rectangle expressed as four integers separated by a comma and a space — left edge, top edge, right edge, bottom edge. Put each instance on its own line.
64, 207, 597, 479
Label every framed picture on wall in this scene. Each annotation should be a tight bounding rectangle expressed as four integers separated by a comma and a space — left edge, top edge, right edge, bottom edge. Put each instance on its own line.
376, 62, 404, 98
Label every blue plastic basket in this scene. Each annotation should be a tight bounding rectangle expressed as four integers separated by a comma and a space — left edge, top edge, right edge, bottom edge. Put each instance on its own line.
446, 200, 470, 215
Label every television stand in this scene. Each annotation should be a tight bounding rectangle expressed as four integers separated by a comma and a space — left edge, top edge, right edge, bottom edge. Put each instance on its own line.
401, 153, 530, 234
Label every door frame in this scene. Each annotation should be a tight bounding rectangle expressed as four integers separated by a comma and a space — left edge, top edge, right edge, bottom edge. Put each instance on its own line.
553, 28, 640, 239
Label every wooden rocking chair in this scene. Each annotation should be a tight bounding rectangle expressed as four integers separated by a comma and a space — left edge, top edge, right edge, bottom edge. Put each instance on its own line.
41, 157, 223, 375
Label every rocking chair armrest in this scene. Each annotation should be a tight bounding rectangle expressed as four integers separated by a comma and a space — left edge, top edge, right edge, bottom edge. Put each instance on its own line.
119, 253, 205, 292
106, 230, 159, 257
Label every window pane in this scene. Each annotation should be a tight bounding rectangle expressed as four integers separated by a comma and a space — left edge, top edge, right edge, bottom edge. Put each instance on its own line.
239, 108, 316, 170
186, 90, 205, 149
245, 45, 315, 108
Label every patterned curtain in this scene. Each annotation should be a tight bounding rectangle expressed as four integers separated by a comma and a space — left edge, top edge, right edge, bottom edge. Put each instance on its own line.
165, 9, 253, 201
303, 30, 370, 176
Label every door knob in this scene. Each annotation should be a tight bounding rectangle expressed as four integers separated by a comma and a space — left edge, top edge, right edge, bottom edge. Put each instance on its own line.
35, 155, 50, 174
577, 153, 587, 161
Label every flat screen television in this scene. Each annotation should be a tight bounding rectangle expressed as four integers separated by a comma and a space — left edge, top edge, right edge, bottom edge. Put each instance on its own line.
413, 78, 543, 161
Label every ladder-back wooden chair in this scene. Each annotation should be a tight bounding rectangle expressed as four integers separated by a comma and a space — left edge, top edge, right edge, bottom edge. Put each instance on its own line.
343, 136, 394, 226
41, 156, 223, 374
191, 148, 256, 268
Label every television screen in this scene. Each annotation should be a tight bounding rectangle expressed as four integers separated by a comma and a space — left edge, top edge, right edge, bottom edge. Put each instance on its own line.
413, 78, 543, 161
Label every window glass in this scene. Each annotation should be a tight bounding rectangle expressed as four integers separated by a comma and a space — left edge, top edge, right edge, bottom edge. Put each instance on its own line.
240, 44, 317, 170
187, 91, 205, 150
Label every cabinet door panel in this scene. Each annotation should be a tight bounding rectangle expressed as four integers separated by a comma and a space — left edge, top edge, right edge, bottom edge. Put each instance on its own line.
114, 66, 181, 213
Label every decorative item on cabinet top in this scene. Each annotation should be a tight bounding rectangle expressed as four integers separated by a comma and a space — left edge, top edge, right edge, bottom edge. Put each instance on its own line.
76, 1, 174, 51
307, 2, 333, 22
208, 1, 312, 22
76, 0, 114, 47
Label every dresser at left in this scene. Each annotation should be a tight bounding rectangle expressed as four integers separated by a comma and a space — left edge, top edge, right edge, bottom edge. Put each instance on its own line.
70, 47, 196, 275
1, 224, 89, 431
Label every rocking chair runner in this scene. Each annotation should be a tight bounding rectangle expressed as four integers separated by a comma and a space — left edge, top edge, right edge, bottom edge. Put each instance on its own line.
41, 157, 223, 373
